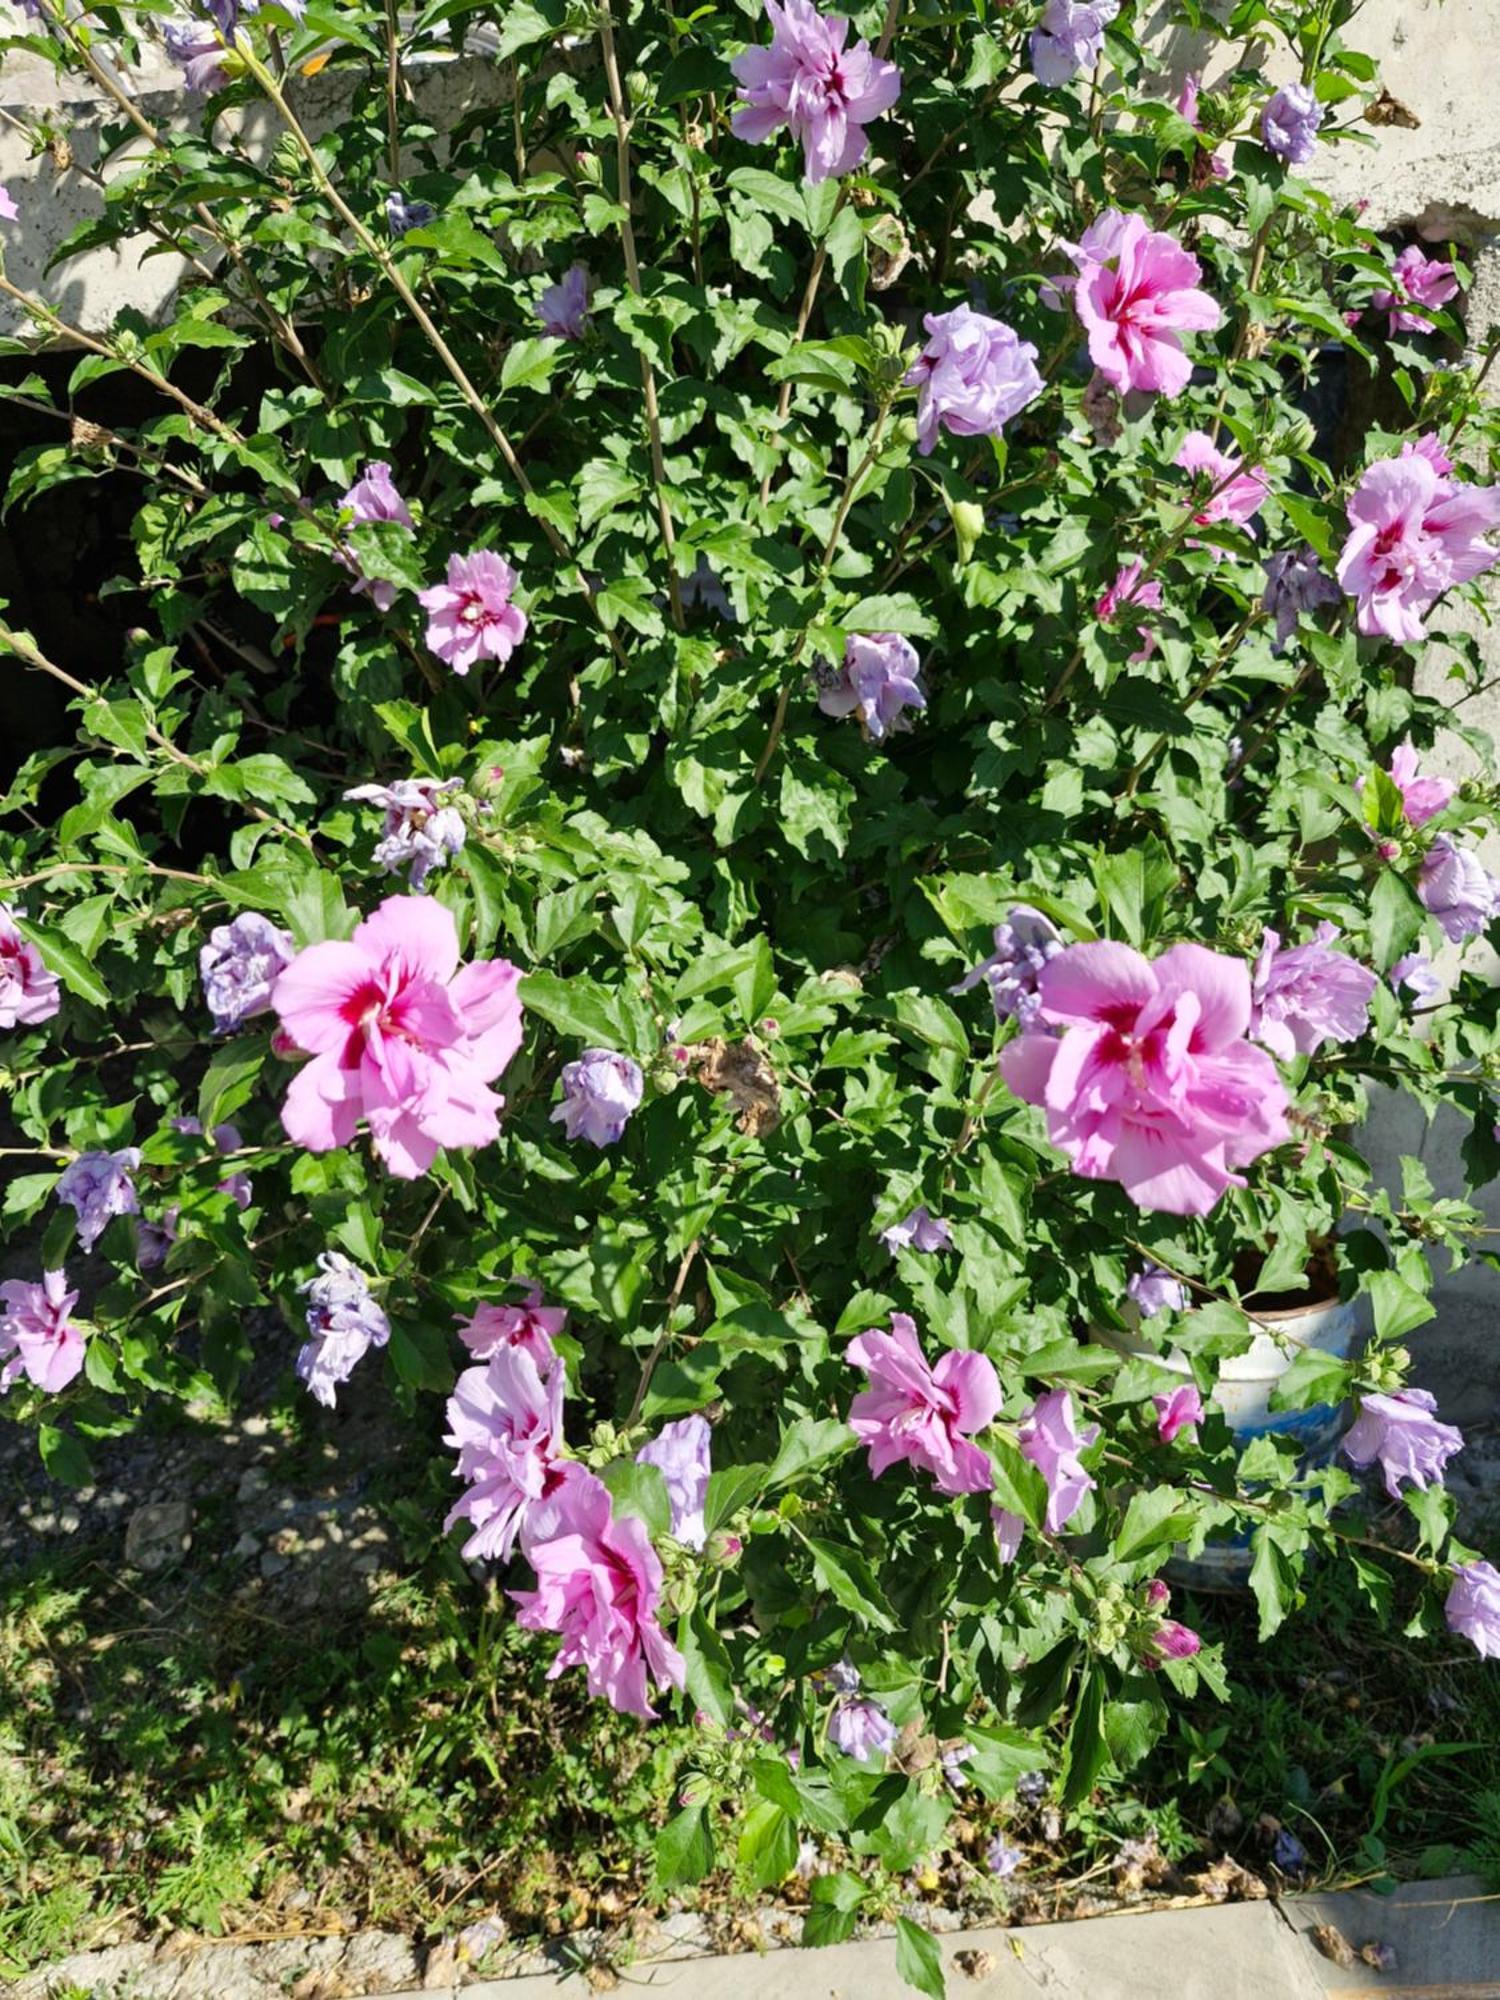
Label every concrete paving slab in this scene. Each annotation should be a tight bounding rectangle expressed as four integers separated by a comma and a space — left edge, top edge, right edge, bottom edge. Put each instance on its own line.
381, 1901, 1324, 2000
1282, 1875, 1500, 1998
367, 1877, 1500, 2000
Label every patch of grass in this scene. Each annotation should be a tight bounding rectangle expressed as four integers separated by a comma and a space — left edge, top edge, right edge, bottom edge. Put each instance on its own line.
2, 1474, 1496, 1978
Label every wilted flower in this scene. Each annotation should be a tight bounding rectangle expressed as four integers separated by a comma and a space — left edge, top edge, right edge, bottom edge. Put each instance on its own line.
163, 22, 230, 94
879, 1204, 953, 1254
903, 305, 1043, 455
951, 904, 1064, 1030
0, 1270, 86, 1393
0, 185, 18, 224
1250, 923, 1378, 1061
200, 912, 295, 1032
847, 1312, 1001, 1496
1271, 1828, 1309, 1875
296, 1251, 391, 1407
637, 1413, 713, 1550
1418, 835, 1500, 942
386, 191, 437, 236
1262, 548, 1340, 650
1342, 1388, 1464, 1500
1260, 82, 1321, 167
551, 1049, 644, 1147
344, 777, 466, 888
418, 551, 528, 674
729, 0, 901, 185
445, 1346, 567, 1561
987, 1836, 1024, 1878
537, 263, 591, 338
1390, 953, 1442, 1001
1373, 245, 1460, 335
55, 1148, 142, 1251
0, 906, 60, 1028
817, 631, 926, 741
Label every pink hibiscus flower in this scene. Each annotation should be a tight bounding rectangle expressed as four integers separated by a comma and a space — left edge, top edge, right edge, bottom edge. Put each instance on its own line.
417, 551, 528, 675
271, 894, 524, 1179
511, 1466, 686, 1720
999, 940, 1291, 1216
1373, 245, 1460, 335
730, 0, 902, 185
1336, 446, 1500, 644
1064, 210, 1222, 398
846, 1311, 1001, 1495
1175, 430, 1269, 542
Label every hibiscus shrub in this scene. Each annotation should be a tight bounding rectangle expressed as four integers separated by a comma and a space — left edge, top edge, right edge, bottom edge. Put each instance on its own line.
4, 0, 1500, 1967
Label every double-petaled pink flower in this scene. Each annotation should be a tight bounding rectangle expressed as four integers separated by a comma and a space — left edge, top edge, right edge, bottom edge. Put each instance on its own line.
271, 894, 524, 1179
1373, 245, 1460, 335
1382, 741, 1454, 827
846, 1312, 1000, 1495
0, 906, 60, 1029
1175, 430, 1268, 544
1336, 444, 1500, 644
999, 940, 1291, 1215
730, 0, 901, 185
903, 305, 1043, 455
0, 1269, 85, 1393
418, 552, 528, 675
1062, 211, 1222, 398
445, 1346, 569, 1562
1250, 923, 1377, 1062
511, 1465, 686, 1719
1096, 559, 1164, 661
457, 1283, 565, 1371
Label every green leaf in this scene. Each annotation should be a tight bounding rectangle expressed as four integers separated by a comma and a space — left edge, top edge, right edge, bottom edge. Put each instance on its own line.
1267, 1344, 1350, 1412
680, 1608, 736, 1727
725, 167, 806, 229
866, 1786, 951, 1871
501, 337, 560, 394
806, 1536, 896, 1630
1367, 1269, 1436, 1343
802, 1870, 868, 1947
895, 1917, 946, 2000
1114, 1486, 1199, 1561
765, 1416, 853, 1488
39, 1424, 94, 1488
11, 916, 109, 1008
752, 1756, 847, 1835
843, 592, 936, 637
1369, 868, 1426, 971
519, 970, 650, 1058
655, 1806, 714, 1888
985, 1435, 1049, 1530
1249, 1527, 1300, 1639
387, 1318, 451, 1394
704, 1461, 767, 1534
602, 1458, 671, 1539
737, 1799, 798, 1889
1061, 1668, 1110, 1808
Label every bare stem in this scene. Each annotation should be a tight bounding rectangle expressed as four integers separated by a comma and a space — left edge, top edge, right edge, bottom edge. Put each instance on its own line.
753, 407, 891, 783
384, 0, 404, 184
0, 621, 313, 848
238, 46, 633, 671
597, 0, 684, 630
757, 186, 850, 509
626, 1240, 701, 1429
